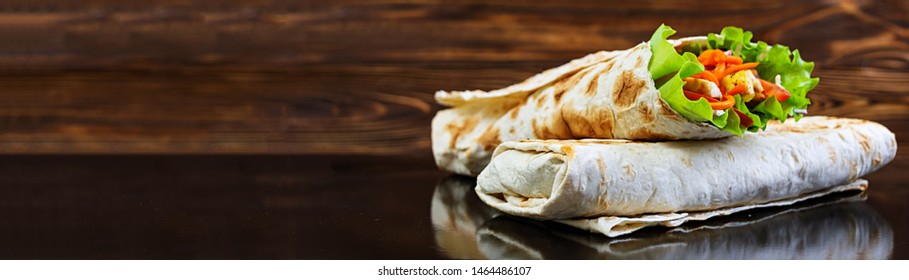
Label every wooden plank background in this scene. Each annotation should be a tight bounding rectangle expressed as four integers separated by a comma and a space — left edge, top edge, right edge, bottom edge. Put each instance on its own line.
0, 0, 906, 161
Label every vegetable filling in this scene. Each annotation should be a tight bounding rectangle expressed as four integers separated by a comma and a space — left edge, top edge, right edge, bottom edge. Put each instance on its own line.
648, 24, 818, 136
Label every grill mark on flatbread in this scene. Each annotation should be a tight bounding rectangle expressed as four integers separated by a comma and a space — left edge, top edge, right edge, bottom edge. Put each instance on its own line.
531, 118, 537, 136
508, 107, 520, 119
855, 130, 871, 153
534, 93, 545, 109
681, 157, 693, 167
639, 105, 654, 123
553, 88, 567, 103
771, 118, 864, 133
628, 128, 674, 140
623, 163, 635, 178
446, 117, 478, 149
553, 68, 589, 103
561, 98, 618, 138
581, 60, 611, 97
612, 71, 646, 108
595, 158, 609, 211
599, 109, 616, 138
848, 162, 859, 181
533, 117, 569, 139
530, 118, 551, 138
658, 99, 677, 116
478, 126, 501, 152
559, 145, 574, 156
817, 137, 837, 162
797, 166, 808, 178
560, 110, 577, 138
563, 110, 595, 137
585, 74, 600, 96
596, 158, 607, 178
511, 96, 527, 110
554, 112, 574, 139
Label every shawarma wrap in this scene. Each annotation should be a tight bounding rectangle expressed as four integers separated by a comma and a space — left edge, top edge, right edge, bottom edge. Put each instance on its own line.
433, 25, 818, 175
475, 116, 897, 237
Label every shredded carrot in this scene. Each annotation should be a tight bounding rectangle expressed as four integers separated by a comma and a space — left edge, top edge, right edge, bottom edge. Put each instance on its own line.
689, 50, 763, 106
698, 50, 726, 66
692, 71, 720, 88
713, 62, 726, 81
725, 84, 748, 96
725, 55, 743, 65
722, 62, 759, 78
709, 95, 735, 110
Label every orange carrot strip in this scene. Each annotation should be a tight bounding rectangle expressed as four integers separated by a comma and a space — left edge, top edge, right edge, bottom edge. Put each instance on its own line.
725, 84, 748, 96
693, 71, 720, 87
698, 50, 725, 66
722, 62, 759, 78
725, 55, 743, 65
692, 71, 723, 94
709, 95, 735, 110
713, 62, 726, 81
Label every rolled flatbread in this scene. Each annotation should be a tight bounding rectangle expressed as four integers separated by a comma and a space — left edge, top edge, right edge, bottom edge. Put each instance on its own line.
432, 37, 720, 175
432, 25, 819, 176
475, 116, 897, 237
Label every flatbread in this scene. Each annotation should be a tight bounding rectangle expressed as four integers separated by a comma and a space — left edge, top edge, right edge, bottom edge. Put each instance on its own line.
475, 116, 897, 237
432, 37, 727, 176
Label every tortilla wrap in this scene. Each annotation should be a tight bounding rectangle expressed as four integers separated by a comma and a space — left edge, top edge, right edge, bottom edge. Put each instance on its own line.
475, 116, 897, 237
477, 192, 892, 259
432, 37, 729, 176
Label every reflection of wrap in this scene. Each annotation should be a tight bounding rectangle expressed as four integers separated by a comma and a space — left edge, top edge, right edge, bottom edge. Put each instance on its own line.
476, 117, 897, 237
432, 37, 726, 176
476, 193, 892, 259
430, 176, 501, 259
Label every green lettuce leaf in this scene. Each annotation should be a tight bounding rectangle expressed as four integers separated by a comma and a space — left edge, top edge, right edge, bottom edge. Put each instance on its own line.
648, 24, 691, 82
649, 24, 818, 135
649, 24, 742, 136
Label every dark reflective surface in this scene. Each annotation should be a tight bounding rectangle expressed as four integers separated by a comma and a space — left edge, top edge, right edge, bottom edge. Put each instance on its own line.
430, 176, 502, 259
431, 175, 896, 259
0, 155, 448, 259
0, 155, 905, 259
477, 195, 891, 259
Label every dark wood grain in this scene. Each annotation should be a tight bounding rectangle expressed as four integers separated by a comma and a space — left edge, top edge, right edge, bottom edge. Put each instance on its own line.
0, 0, 906, 156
